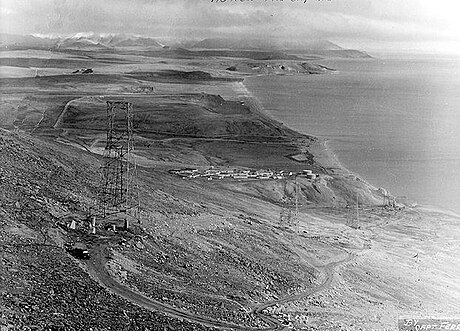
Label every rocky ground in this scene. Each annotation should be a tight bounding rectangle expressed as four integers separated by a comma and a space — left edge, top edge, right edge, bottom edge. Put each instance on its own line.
0, 130, 214, 330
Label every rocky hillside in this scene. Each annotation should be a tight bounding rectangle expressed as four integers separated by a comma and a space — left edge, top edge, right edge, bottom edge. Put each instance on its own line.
0, 130, 211, 330
0, 128, 320, 328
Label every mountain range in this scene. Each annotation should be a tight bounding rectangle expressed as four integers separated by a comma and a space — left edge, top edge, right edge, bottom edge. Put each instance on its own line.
0, 33, 371, 58
0, 32, 165, 50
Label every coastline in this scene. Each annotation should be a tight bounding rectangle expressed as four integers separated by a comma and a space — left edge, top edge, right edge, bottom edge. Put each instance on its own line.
234, 72, 460, 217
233, 76, 460, 325
239, 73, 449, 211
236, 78, 387, 201
239, 73, 460, 215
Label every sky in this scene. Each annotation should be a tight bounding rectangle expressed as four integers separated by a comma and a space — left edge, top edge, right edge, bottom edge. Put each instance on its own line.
1, 0, 460, 53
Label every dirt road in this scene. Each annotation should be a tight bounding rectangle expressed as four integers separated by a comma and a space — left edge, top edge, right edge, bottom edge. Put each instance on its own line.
251, 252, 354, 316
86, 243, 354, 330
86, 245, 266, 330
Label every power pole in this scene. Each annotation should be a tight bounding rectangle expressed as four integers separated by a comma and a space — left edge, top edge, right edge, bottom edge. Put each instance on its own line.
279, 178, 299, 233
347, 193, 359, 228
356, 192, 359, 224
295, 177, 299, 234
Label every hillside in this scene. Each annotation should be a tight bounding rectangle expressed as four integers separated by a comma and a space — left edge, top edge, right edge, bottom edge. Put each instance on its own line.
3, 121, 459, 329
0, 129, 215, 330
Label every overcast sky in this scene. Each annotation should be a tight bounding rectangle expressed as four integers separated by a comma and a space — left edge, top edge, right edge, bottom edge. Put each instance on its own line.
1, 0, 459, 53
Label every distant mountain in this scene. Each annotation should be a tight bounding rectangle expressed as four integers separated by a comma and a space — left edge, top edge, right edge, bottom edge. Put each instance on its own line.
0, 33, 56, 49
0, 33, 371, 58
191, 38, 342, 51
57, 33, 164, 49
156, 37, 200, 49
301, 49, 373, 59
191, 38, 371, 58
56, 33, 106, 50
294, 40, 344, 51
0, 33, 164, 50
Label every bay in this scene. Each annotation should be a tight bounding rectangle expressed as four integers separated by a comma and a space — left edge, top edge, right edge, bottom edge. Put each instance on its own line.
244, 55, 460, 213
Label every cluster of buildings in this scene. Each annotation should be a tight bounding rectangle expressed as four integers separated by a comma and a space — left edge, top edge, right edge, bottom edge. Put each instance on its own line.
169, 167, 318, 181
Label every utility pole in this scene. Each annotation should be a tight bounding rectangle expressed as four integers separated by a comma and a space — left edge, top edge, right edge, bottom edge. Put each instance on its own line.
295, 177, 299, 219
292, 176, 300, 234
356, 192, 359, 224
347, 192, 360, 228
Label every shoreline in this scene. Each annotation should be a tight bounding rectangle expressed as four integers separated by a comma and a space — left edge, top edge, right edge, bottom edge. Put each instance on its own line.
237, 79, 378, 181
239, 74, 460, 215
237, 76, 427, 210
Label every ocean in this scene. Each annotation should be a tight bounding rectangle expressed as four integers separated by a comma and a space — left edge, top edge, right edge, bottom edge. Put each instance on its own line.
244, 54, 460, 213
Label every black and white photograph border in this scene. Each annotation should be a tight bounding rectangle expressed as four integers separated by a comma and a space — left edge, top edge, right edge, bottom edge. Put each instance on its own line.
1, 1, 459, 330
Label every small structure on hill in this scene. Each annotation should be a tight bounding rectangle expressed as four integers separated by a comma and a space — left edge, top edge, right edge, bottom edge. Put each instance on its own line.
68, 220, 76, 230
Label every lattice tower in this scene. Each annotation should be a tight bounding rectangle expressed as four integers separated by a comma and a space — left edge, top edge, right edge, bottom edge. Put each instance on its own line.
100, 101, 139, 218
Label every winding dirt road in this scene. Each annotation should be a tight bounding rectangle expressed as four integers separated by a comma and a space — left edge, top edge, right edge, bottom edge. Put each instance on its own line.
251, 253, 354, 316
86, 243, 354, 330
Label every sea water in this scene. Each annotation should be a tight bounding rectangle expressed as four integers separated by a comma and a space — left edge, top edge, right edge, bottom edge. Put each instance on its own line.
244, 54, 460, 213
